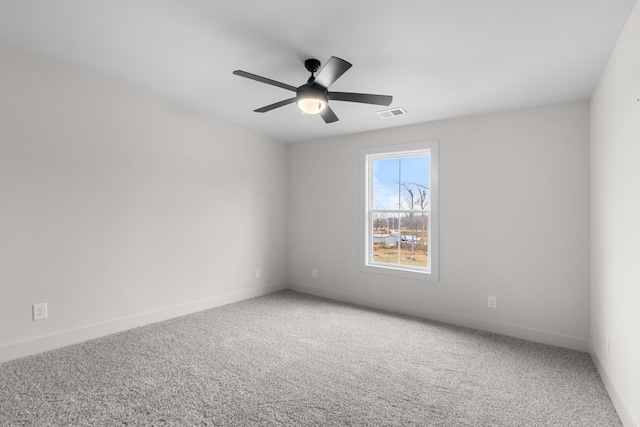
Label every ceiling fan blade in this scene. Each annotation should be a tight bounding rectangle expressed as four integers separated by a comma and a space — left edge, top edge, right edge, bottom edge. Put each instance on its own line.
320, 106, 339, 123
314, 57, 352, 89
254, 98, 297, 113
329, 92, 393, 106
233, 70, 297, 92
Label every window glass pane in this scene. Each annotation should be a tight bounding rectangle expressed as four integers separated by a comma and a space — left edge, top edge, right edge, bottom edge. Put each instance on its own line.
399, 155, 430, 210
399, 212, 428, 268
372, 212, 400, 265
372, 158, 399, 209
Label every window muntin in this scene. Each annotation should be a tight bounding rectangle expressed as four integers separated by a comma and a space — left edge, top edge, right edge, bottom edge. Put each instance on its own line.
361, 142, 439, 281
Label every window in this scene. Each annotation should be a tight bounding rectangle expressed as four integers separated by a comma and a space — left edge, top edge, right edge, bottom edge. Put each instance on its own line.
360, 141, 439, 281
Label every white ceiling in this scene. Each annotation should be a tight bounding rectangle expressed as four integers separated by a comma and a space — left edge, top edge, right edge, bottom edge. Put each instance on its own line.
0, 0, 636, 143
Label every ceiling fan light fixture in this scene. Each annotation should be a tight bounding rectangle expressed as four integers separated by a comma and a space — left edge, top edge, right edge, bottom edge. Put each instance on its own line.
296, 86, 328, 115
297, 97, 327, 114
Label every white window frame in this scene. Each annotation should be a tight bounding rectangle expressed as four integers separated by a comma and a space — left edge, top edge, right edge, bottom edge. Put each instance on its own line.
360, 141, 439, 281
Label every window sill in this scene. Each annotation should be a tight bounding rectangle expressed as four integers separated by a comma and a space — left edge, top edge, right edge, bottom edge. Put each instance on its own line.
360, 263, 438, 282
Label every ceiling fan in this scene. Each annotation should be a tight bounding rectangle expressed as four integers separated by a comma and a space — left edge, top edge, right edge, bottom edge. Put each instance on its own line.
233, 56, 393, 124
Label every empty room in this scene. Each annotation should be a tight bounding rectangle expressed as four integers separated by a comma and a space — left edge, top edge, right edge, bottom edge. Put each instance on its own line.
1, 1, 639, 426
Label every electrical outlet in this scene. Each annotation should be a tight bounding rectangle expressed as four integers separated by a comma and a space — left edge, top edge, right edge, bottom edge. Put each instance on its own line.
255, 268, 261, 278
487, 296, 497, 309
606, 335, 610, 355
33, 303, 47, 320
312, 268, 318, 278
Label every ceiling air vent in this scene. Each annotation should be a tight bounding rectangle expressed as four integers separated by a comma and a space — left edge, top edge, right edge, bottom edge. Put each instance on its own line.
377, 107, 407, 119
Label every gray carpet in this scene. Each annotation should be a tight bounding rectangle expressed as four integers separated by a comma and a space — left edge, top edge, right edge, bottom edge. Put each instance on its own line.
0, 290, 621, 426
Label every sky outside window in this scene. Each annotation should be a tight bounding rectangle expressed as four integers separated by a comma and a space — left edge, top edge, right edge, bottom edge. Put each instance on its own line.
373, 155, 430, 210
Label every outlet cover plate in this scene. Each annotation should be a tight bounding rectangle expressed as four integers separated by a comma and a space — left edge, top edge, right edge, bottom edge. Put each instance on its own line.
487, 296, 497, 309
33, 303, 48, 320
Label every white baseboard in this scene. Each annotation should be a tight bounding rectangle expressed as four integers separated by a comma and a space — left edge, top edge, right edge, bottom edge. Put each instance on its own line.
288, 282, 589, 352
0, 283, 286, 364
590, 351, 638, 427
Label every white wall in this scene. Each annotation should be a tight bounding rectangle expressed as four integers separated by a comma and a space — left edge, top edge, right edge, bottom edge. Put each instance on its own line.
590, 1, 640, 425
0, 45, 288, 362
288, 101, 590, 351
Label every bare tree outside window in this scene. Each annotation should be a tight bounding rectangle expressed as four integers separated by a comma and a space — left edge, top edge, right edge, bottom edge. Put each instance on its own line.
400, 182, 429, 259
